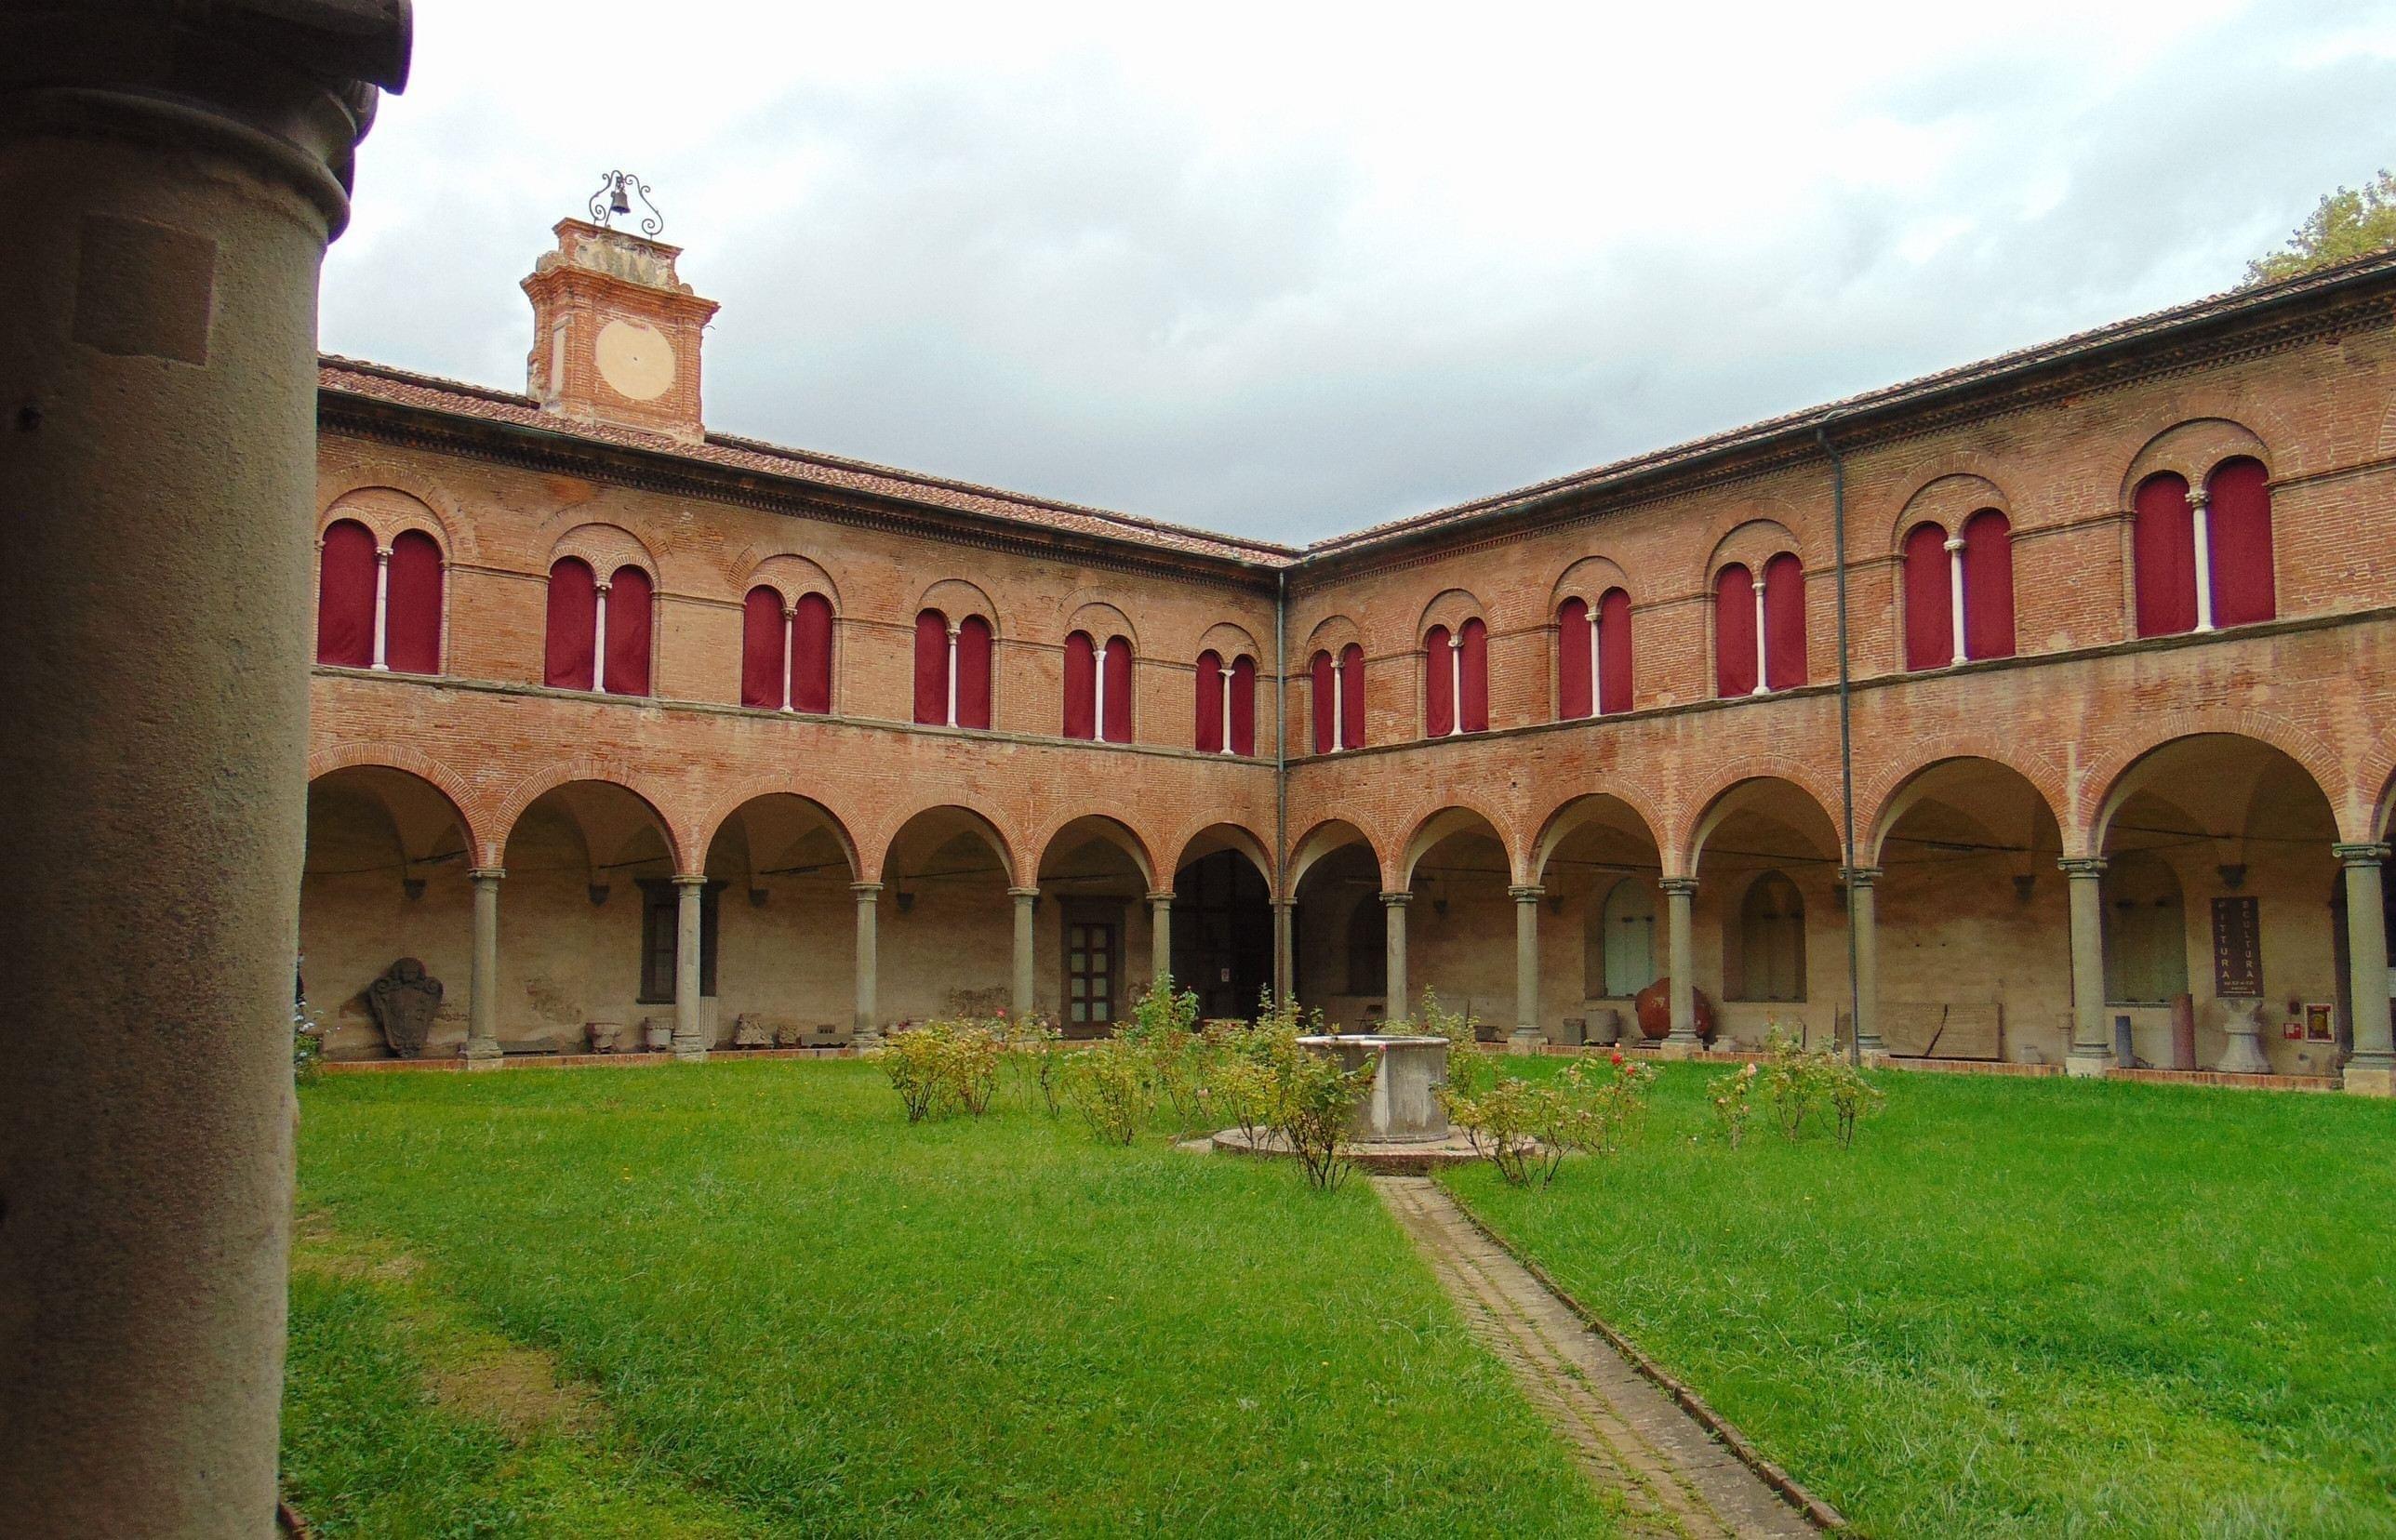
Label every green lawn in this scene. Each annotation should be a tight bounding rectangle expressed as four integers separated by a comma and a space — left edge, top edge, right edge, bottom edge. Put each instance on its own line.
285, 1060, 1623, 1537
1445, 1062, 2396, 1538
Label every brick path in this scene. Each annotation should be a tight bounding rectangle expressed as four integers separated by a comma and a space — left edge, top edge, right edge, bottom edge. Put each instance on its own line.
1374, 1176, 1817, 1538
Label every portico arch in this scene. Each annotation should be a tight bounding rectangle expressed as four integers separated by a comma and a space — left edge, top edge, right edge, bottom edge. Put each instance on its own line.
301, 765, 476, 1061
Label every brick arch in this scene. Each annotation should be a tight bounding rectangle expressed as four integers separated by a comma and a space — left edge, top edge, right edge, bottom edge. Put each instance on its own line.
1195, 621, 1262, 663
317, 485, 459, 559
1696, 498, 1815, 587
1884, 472, 2009, 555
1674, 757, 1846, 875
1528, 789, 1667, 884
1029, 810, 1159, 891
1287, 816, 1380, 899
304, 744, 481, 856
1416, 587, 1487, 637
2081, 711, 2349, 855
1063, 598, 1140, 653
916, 578, 1000, 635
2373, 753, 2396, 844
739, 552, 841, 611
1702, 517, 1804, 588
486, 759, 683, 871
316, 458, 481, 563
2117, 417, 2275, 509
1860, 745, 2068, 867
1395, 800, 1520, 889
1548, 555, 1632, 613
1300, 612, 1364, 660
1165, 818, 1277, 885
695, 779, 861, 880
863, 802, 1021, 888
547, 522, 660, 585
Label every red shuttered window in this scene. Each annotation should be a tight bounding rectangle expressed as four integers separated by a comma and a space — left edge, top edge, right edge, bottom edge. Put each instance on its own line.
315, 519, 376, 668
544, 557, 597, 690
955, 615, 993, 729
1063, 631, 1098, 739
1311, 651, 1336, 752
1714, 564, 1756, 697
1961, 510, 2015, 660
2135, 473, 2197, 637
741, 587, 784, 708
1458, 617, 1489, 733
913, 610, 949, 724
1902, 523, 1952, 671
1423, 626, 1454, 737
2206, 458, 2274, 628
1557, 597, 1592, 721
1338, 644, 1365, 750
792, 592, 833, 713
1195, 651, 1224, 752
1101, 635, 1133, 743
385, 530, 443, 675
1763, 553, 1805, 690
604, 565, 652, 697
1229, 655, 1257, 755
1596, 588, 1632, 715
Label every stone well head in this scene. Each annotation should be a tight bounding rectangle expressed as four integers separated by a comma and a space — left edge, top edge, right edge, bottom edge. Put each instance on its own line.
1298, 1033, 1450, 1144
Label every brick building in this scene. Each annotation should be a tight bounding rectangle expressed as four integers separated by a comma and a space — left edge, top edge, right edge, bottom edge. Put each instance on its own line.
303, 212, 2396, 1092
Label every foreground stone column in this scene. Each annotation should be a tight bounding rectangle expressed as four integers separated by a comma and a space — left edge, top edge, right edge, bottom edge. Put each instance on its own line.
1272, 896, 1295, 1009
1382, 891, 1411, 1020
1149, 891, 1174, 990
1662, 877, 1700, 1045
1844, 867, 1883, 1056
1509, 884, 1544, 1051
1008, 885, 1038, 1020
0, 8, 408, 1533
2336, 843, 2393, 1095
671, 874, 708, 1060
465, 868, 503, 1065
2060, 856, 2112, 1076
851, 882, 883, 1047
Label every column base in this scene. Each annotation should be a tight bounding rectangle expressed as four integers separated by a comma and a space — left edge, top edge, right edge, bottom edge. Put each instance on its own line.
1506, 1027, 1545, 1055
853, 1026, 885, 1051
1653, 1037, 1703, 1061
2064, 1048, 2114, 1079
670, 1041, 710, 1063
460, 1040, 504, 1070
2343, 1057, 2395, 1096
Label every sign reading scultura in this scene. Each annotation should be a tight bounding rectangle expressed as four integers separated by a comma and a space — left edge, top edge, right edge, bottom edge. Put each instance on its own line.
2211, 896, 2263, 997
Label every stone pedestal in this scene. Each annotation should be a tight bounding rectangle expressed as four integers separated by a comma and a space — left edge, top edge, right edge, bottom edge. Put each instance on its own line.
2216, 998, 2271, 1075
1300, 1034, 1449, 1144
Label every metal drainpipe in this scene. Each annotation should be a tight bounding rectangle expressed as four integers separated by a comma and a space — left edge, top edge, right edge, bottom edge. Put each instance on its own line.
1273, 565, 1288, 1002
1817, 423, 1863, 1066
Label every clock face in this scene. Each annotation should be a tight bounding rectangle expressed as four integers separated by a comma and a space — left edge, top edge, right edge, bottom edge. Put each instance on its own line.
594, 319, 675, 402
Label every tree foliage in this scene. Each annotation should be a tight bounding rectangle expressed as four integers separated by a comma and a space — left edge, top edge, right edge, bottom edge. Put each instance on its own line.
2245, 169, 2396, 285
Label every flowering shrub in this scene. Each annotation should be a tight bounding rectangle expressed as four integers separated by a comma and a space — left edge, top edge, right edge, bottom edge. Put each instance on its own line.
1062, 1036, 1151, 1145
1709, 1061, 1758, 1148
1121, 976, 1208, 1135
1002, 1014, 1064, 1114
1548, 1051, 1657, 1160
1444, 1072, 1549, 1185
873, 1018, 1005, 1122
1408, 989, 1492, 1096
1272, 1034, 1378, 1191
1444, 1049, 1657, 1187
1828, 1055, 1886, 1148
1763, 1026, 1830, 1140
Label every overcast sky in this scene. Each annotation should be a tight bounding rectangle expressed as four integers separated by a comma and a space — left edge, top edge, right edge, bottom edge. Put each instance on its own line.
323, 1, 2396, 544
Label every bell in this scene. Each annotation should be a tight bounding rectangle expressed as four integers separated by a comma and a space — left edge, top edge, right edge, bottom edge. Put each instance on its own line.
609, 178, 632, 217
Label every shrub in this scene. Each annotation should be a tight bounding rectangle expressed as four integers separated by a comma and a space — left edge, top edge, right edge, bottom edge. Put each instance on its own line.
1446, 1049, 1657, 1188
1763, 1025, 1832, 1141
1411, 989, 1493, 1097
1273, 1041, 1378, 1191
873, 1018, 1004, 1122
1063, 1037, 1151, 1146
1548, 1051, 1657, 1161
1003, 1015, 1064, 1114
1826, 1055, 1887, 1148
1709, 1061, 1758, 1148
1443, 1071, 1547, 1186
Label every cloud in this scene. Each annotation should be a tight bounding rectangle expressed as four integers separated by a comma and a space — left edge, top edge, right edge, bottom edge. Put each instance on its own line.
322, 1, 2396, 543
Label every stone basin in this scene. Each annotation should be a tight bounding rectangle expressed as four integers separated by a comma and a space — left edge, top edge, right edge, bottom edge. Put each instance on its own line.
1298, 1033, 1450, 1144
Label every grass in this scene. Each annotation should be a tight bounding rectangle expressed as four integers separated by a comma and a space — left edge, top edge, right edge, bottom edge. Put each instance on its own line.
286, 1059, 1624, 1537
1444, 1058, 2396, 1538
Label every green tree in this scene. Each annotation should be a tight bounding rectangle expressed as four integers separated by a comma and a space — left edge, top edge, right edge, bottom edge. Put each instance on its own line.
2245, 169, 2396, 285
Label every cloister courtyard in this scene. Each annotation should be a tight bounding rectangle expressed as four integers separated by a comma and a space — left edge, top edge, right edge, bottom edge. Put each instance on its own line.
283, 1054, 2394, 1537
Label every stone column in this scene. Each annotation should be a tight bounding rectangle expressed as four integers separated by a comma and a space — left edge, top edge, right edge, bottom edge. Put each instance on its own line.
1149, 891, 1174, 988
1508, 885, 1545, 1051
2335, 843, 2393, 1095
0, 9, 407, 1532
465, 868, 504, 1065
851, 882, 883, 1047
1273, 897, 1296, 1009
2061, 856, 2112, 1076
671, 875, 708, 1060
2189, 486, 2216, 633
1008, 885, 1038, 1020
1662, 878, 1700, 1044
1844, 867, 1884, 1056
1382, 892, 1411, 1021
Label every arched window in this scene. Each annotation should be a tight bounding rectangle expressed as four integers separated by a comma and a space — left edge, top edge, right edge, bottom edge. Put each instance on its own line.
603, 565, 653, 697
792, 591, 834, 713
1227, 655, 1256, 755
385, 530, 443, 674
1424, 625, 1453, 737
1338, 644, 1364, 750
1714, 564, 1757, 697
1195, 652, 1255, 754
1196, 650, 1224, 752
1961, 510, 2016, 660
543, 557, 597, 689
1310, 650, 1337, 753
1733, 870, 1805, 1002
1585, 878, 1657, 999
1345, 897, 1387, 996
741, 587, 785, 709
1423, 618, 1488, 737
1312, 644, 1365, 751
2104, 851, 2189, 1003
1559, 590, 1634, 720
1064, 631, 1132, 742
1763, 553, 1805, 690
914, 609, 994, 728
2206, 458, 2274, 628
1902, 523, 1953, 671
1101, 635, 1132, 743
314, 519, 376, 668
2134, 472, 2198, 637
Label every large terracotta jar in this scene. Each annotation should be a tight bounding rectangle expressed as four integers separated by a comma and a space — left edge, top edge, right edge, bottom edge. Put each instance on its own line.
1633, 978, 1714, 1042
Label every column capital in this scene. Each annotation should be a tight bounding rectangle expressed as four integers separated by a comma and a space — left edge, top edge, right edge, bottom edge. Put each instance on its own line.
1380, 890, 1412, 909
671, 872, 709, 890
1659, 876, 1699, 897
469, 866, 505, 883
849, 881, 884, 899
2057, 856, 2108, 878
1147, 890, 1175, 907
1272, 895, 1297, 910
1507, 884, 1544, 903
2332, 842, 2392, 866
1839, 866, 1883, 888
2187, 485, 2211, 510
1006, 885, 1042, 900
1942, 536, 1965, 554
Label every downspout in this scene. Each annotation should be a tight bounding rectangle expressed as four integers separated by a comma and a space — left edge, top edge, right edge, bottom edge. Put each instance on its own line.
1274, 565, 1289, 1002
1816, 424, 1862, 1066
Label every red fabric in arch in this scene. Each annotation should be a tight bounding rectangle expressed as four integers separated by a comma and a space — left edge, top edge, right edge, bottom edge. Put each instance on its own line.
1102, 636, 1134, 743
741, 587, 785, 708
1311, 651, 1336, 753
543, 557, 596, 689
2206, 458, 2274, 627
604, 566, 653, 696
913, 610, 948, 724
1194, 650, 1224, 751
1338, 644, 1364, 749
1556, 598, 1592, 720
1063, 631, 1097, 739
1763, 553, 1806, 690
2134, 473, 2197, 636
1714, 564, 1756, 697
314, 519, 376, 668
1961, 510, 2016, 659
1423, 626, 1455, 737
792, 592, 834, 712
1597, 588, 1632, 715
1458, 618, 1489, 732
1229, 656, 1257, 755
956, 616, 993, 728
1902, 523, 1952, 670
385, 530, 443, 675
